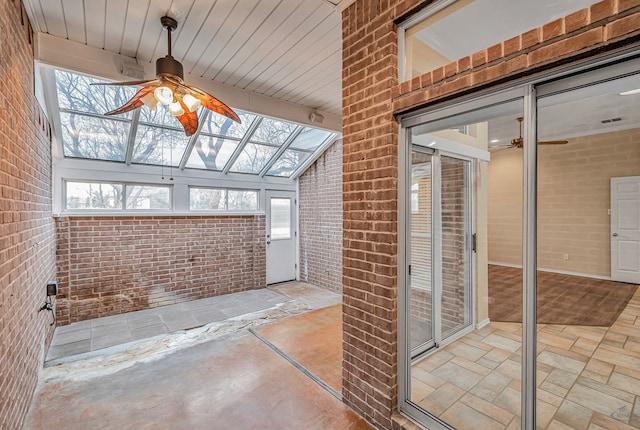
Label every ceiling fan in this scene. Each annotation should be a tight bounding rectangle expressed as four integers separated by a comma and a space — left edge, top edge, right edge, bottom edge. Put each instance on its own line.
499, 117, 568, 149
91, 16, 240, 136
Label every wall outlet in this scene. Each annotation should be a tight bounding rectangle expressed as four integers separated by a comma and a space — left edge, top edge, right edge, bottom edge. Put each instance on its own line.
563, 254, 569, 261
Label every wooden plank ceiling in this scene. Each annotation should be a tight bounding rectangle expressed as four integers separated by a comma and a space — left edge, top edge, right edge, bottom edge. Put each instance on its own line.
23, 0, 342, 115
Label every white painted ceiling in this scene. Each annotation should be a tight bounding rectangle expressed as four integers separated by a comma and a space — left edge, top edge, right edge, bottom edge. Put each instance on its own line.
22, 0, 343, 116
416, 0, 598, 62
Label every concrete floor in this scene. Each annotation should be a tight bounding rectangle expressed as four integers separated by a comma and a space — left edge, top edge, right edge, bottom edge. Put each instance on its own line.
25, 283, 370, 430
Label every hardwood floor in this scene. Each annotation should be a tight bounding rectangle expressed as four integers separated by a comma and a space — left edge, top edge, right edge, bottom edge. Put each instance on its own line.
488, 265, 638, 326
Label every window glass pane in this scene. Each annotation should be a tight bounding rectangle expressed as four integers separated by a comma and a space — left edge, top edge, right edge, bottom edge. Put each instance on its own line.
139, 105, 184, 128
66, 182, 122, 209
185, 136, 239, 170
55, 70, 135, 118
200, 111, 257, 138
266, 149, 311, 177
132, 125, 190, 166
60, 112, 129, 161
536, 70, 640, 428
289, 128, 333, 150
125, 185, 171, 210
403, 0, 599, 81
229, 143, 279, 174
190, 188, 226, 210
250, 118, 298, 145
270, 198, 291, 240
228, 190, 258, 211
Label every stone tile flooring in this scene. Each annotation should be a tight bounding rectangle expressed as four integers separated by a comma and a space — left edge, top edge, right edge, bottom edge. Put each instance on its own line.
412, 288, 640, 429
47, 288, 290, 363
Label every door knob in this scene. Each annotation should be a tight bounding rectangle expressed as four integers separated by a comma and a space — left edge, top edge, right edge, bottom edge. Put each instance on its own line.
612, 233, 618, 237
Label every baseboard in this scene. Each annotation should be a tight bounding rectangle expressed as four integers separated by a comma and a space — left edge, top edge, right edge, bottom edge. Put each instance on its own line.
475, 318, 490, 329
488, 261, 612, 281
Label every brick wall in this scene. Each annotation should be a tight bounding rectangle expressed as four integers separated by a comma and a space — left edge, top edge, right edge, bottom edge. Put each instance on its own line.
299, 139, 343, 294
55, 215, 266, 325
342, 0, 640, 429
342, 2, 404, 429
0, 2, 57, 429
392, 1, 640, 113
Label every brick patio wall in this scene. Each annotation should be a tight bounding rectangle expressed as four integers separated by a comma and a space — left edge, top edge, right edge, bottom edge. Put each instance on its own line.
55, 216, 266, 325
0, 2, 57, 428
341, 1, 640, 429
299, 139, 343, 294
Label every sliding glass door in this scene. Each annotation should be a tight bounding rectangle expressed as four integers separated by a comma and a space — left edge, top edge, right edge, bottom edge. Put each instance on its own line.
408, 146, 473, 358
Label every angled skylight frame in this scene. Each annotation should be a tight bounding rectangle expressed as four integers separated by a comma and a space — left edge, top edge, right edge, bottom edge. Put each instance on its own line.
50, 67, 340, 181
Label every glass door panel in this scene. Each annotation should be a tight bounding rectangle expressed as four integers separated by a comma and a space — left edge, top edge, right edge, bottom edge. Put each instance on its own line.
410, 149, 434, 354
404, 97, 524, 429
536, 67, 640, 429
440, 155, 472, 340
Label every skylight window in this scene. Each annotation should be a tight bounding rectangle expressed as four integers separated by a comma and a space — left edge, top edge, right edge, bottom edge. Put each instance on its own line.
52, 69, 339, 179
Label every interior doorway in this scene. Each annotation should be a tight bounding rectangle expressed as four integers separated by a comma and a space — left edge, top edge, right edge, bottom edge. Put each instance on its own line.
266, 191, 297, 284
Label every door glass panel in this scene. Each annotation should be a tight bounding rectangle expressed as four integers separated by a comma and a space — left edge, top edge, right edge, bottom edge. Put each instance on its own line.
440, 156, 471, 339
405, 99, 524, 429
410, 150, 434, 353
536, 71, 640, 428
270, 198, 291, 240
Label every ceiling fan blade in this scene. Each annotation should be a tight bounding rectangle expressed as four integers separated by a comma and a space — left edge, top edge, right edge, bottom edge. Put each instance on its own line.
490, 145, 515, 152
186, 85, 241, 123
104, 86, 155, 116
539, 140, 568, 145
176, 100, 199, 136
91, 79, 161, 87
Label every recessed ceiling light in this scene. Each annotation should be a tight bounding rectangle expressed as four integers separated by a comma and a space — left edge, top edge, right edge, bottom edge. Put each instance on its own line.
619, 88, 640, 96
490, 139, 500, 143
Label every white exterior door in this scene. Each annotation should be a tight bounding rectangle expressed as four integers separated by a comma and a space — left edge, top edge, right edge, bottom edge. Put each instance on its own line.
611, 176, 640, 284
266, 191, 297, 284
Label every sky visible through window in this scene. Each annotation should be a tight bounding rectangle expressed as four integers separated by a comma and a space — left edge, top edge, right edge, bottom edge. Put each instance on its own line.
54, 70, 337, 178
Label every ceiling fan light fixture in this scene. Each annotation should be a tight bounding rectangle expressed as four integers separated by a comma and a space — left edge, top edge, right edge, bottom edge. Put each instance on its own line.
92, 15, 241, 136
182, 94, 201, 112
154, 86, 174, 105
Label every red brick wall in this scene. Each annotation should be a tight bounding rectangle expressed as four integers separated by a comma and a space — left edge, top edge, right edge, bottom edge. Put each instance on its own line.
342, 1, 640, 429
0, 2, 57, 428
55, 216, 266, 325
299, 139, 343, 294
393, 0, 640, 113
342, 2, 403, 428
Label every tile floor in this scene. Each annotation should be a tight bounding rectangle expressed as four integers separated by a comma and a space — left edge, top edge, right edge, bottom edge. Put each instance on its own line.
411, 288, 640, 429
47, 288, 292, 363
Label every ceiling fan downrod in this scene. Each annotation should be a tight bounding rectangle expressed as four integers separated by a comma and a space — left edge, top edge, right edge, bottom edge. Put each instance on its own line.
156, 16, 184, 81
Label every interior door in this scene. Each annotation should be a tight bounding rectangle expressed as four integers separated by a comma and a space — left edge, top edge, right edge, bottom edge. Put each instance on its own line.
266, 191, 296, 284
611, 176, 640, 284
408, 147, 473, 358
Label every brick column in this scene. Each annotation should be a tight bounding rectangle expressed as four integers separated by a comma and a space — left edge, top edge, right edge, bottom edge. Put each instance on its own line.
341, 3, 406, 428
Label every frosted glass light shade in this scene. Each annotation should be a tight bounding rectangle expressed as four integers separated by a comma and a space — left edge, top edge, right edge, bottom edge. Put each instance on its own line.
168, 101, 185, 116
154, 86, 174, 105
182, 94, 201, 112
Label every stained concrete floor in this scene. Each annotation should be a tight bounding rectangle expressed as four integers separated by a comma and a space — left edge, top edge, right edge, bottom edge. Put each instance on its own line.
24, 283, 370, 430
